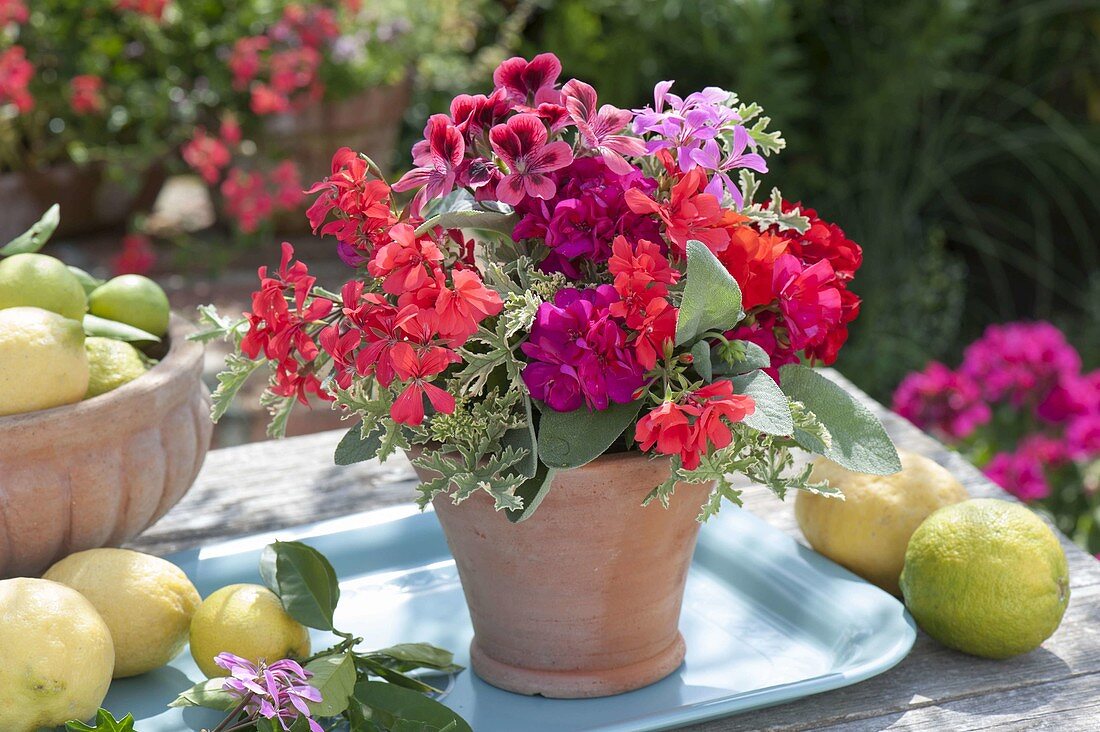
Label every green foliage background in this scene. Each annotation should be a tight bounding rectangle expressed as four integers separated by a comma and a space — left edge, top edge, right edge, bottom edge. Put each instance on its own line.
517, 0, 1100, 400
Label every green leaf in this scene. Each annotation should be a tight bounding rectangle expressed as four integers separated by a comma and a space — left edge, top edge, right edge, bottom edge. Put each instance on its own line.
335, 422, 383, 465
210, 353, 263, 422
168, 678, 237, 711
536, 399, 642, 469
504, 460, 557, 523
778, 364, 901, 475
1, 204, 59, 255
364, 643, 462, 673
65, 710, 136, 732
306, 652, 357, 716
712, 340, 770, 376
83, 314, 161, 343
260, 541, 341, 631
730, 371, 794, 436
68, 265, 105, 296
691, 340, 713, 381
414, 209, 516, 237
355, 681, 472, 732
500, 395, 538, 478
675, 239, 743, 345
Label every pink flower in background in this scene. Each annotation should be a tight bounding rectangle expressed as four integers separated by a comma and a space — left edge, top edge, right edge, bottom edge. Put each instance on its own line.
984, 450, 1051, 501
960, 322, 1081, 407
115, 0, 168, 20
112, 233, 156, 276
492, 52, 562, 107
219, 114, 242, 146
182, 128, 231, 184
0, 0, 28, 24
561, 78, 646, 174
221, 168, 274, 233
892, 362, 992, 440
0, 46, 34, 113
69, 75, 105, 115
229, 37, 269, 88
1067, 414, 1100, 460
270, 160, 303, 210
489, 113, 574, 206
215, 653, 324, 732
393, 114, 465, 214
250, 82, 291, 115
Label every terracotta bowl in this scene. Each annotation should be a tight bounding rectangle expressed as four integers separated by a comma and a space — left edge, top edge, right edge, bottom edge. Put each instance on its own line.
0, 315, 212, 578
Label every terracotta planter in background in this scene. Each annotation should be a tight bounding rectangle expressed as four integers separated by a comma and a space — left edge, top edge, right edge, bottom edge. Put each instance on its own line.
0, 161, 166, 244
0, 315, 212, 578
425, 452, 713, 698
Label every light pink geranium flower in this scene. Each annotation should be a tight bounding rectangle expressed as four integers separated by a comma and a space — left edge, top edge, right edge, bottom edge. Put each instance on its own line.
561, 79, 646, 174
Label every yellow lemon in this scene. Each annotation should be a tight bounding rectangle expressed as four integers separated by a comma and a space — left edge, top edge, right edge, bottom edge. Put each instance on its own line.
0, 252, 88, 320
901, 498, 1070, 659
189, 583, 311, 678
795, 451, 968, 595
89, 274, 170, 337
0, 306, 89, 416
44, 547, 201, 678
84, 336, 149, 399
0, 577, 114, 732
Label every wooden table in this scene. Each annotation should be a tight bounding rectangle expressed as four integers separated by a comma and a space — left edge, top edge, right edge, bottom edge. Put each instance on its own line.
132, 373, 1100, 731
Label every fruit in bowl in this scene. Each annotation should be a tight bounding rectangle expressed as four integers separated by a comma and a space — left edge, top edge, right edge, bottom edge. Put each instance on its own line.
0, 207, 213, 578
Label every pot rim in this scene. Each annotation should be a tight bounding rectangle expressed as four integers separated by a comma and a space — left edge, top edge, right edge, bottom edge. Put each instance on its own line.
0, 312, 203, 432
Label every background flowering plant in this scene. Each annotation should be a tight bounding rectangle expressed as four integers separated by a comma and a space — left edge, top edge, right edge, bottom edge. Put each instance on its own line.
201, 52, 900, 520
895, 321, 1100, 552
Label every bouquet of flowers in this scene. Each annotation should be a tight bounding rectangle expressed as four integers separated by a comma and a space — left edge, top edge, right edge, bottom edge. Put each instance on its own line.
201, 52, 899, 520
895, 321, 1100, 551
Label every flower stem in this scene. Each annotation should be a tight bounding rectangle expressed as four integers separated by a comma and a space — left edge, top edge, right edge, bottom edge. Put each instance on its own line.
207, 694, 253, 732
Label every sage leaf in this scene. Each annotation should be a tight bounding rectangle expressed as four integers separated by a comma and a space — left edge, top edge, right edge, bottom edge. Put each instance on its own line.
83, 314, 161, 343
355, 680, 472, 732
414, 209, 516, 237
536, 399, 642, 469
691, 340, 713, 381
730, 371, 794, 436
1, 204, 60, 256
260, 541, 340, 631
778, 364, 901, 475
168, 678, 237, 711
305, 652, 357, 716
675, 239, 743, 345
335, 423, 383, 465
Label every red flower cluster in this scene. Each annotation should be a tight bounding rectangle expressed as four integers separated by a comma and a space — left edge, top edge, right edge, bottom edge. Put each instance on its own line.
0, 0, 27, 25
70, 74, 105, 115
624, 166, 739, 258
635, 381, 756, 469
306, 147, 396, 264
0, 46, 33, 113
112, 233, 157, 276
114, 0, 168, 19
608, 236, 679, 369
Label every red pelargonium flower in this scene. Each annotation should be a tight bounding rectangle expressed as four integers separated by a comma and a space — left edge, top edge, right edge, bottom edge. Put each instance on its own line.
70, 75, 105, 115
229, 37, 269, 89
392, 114, 465, 215
635, 401, 694, 464
434, 268, 504, 346
368, 223, 444, 296
561, 79, 646, 175
492, 53, 562, 107
251, 83, 290, 115
627, 296, 677, 370
489, 113, 573, 206
690, 381, 755, 456
772, 201, 862, 280
115, 0, 167, 20
717, 225, 788, 310
220, 114, 242, 146
0, 0, 28, 25
624, 168, 734, 257
112, 233, 156, 276
306, 147, 395, 262
772, 254, 842, 351
0, 46, 34, 113
182, 128, 231, 184
635, 382, 755, 469
389, 342, 458, 426
608, 236, 680, 296
221, 168, 273, 234
270, 160, 303, 210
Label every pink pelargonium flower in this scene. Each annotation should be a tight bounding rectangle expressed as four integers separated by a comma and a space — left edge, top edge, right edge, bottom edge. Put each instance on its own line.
561, 78, 646, 175
392, 114, 464, 215
489, 114, 573, 206
492, 52, 562, 107
689, 125, 768, 207
772, 253, 842, 350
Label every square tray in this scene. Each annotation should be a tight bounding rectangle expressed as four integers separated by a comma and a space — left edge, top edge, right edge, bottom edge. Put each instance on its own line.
104, 504, 916, 731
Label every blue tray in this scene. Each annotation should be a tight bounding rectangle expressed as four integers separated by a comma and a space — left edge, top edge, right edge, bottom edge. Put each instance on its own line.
103, 504, 916, 731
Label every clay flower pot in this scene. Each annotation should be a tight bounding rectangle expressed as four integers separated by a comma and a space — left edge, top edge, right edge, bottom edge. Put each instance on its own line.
427, 452, 712, 698
0, 315, 212, 578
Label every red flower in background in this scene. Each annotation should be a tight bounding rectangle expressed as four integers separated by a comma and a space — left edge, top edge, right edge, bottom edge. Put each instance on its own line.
112, 233, 157, 276
0, 46, 34, 113
0, 0, 28, 24
115, 0, 167, 20
270, 160, 303, 210
182, 128, 231, 184
492, 52, 562, 107
229, 37, 269, 88
489, 113, 574, 205
70, 75, 105, 115
221, 168, 274, 234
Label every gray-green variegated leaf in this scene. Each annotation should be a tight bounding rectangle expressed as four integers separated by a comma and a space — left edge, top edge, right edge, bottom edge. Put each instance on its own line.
712, 340, 770, 376
1, 204, 59, 255
536, 399, 642, 469
675, 239, 743, 346
500, 395, 537, 478
259, 541, 340, 631
504, 460, 556, 523
305, 653, 357, 716
168, 678, 237, 711
334, 423, 382, 465
730, 371, 793, 436
778, 364, 901, 475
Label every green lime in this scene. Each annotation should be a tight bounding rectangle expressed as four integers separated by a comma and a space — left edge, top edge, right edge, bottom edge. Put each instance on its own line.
89, 274, 170, 337
0, 306, 88, 416
900, 498, 1069, 659
84, 336, 149, 398
0, 252, 88, 320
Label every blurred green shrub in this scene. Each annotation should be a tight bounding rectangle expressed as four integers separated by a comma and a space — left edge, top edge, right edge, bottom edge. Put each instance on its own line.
524, 0, 1100, 399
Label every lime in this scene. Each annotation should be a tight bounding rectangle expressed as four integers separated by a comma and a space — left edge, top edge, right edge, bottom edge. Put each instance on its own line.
901, 498, 1070, 659
0, 252, 88, 320
0, 577, 114, 732
44, 548, 201, 678
89, 274, 170, 338
796, 451, 968, 595
189, 584, 311, 678
0, 306, 89, 416
84, 336, 149, 399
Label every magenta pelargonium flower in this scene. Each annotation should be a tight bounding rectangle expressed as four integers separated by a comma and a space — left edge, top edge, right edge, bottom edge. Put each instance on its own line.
489, 113, 574, 206
984, 450, 1051, 502
493, 52, 563, 107
521, 285, 645, 412
216, 652, 323, 732
892, 362, 992, 440
960, 321, 1081, 407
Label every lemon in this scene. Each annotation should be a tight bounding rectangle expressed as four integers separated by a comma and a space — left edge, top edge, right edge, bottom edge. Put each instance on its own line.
0, 252, 88, 320
43, 548, 201, 678
84, 336, 149, 399
88, 274, 170, 338
796, 451, 969, 595
189, 584, 311, 678
0, 577, 114, 732
901, 498, 1070, 659
0, 306, 89, 416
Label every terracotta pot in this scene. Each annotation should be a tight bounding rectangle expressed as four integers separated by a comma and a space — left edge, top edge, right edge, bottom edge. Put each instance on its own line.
425, 452, 712, 698
0, 315, 212, 578
0, 161, 166, 243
